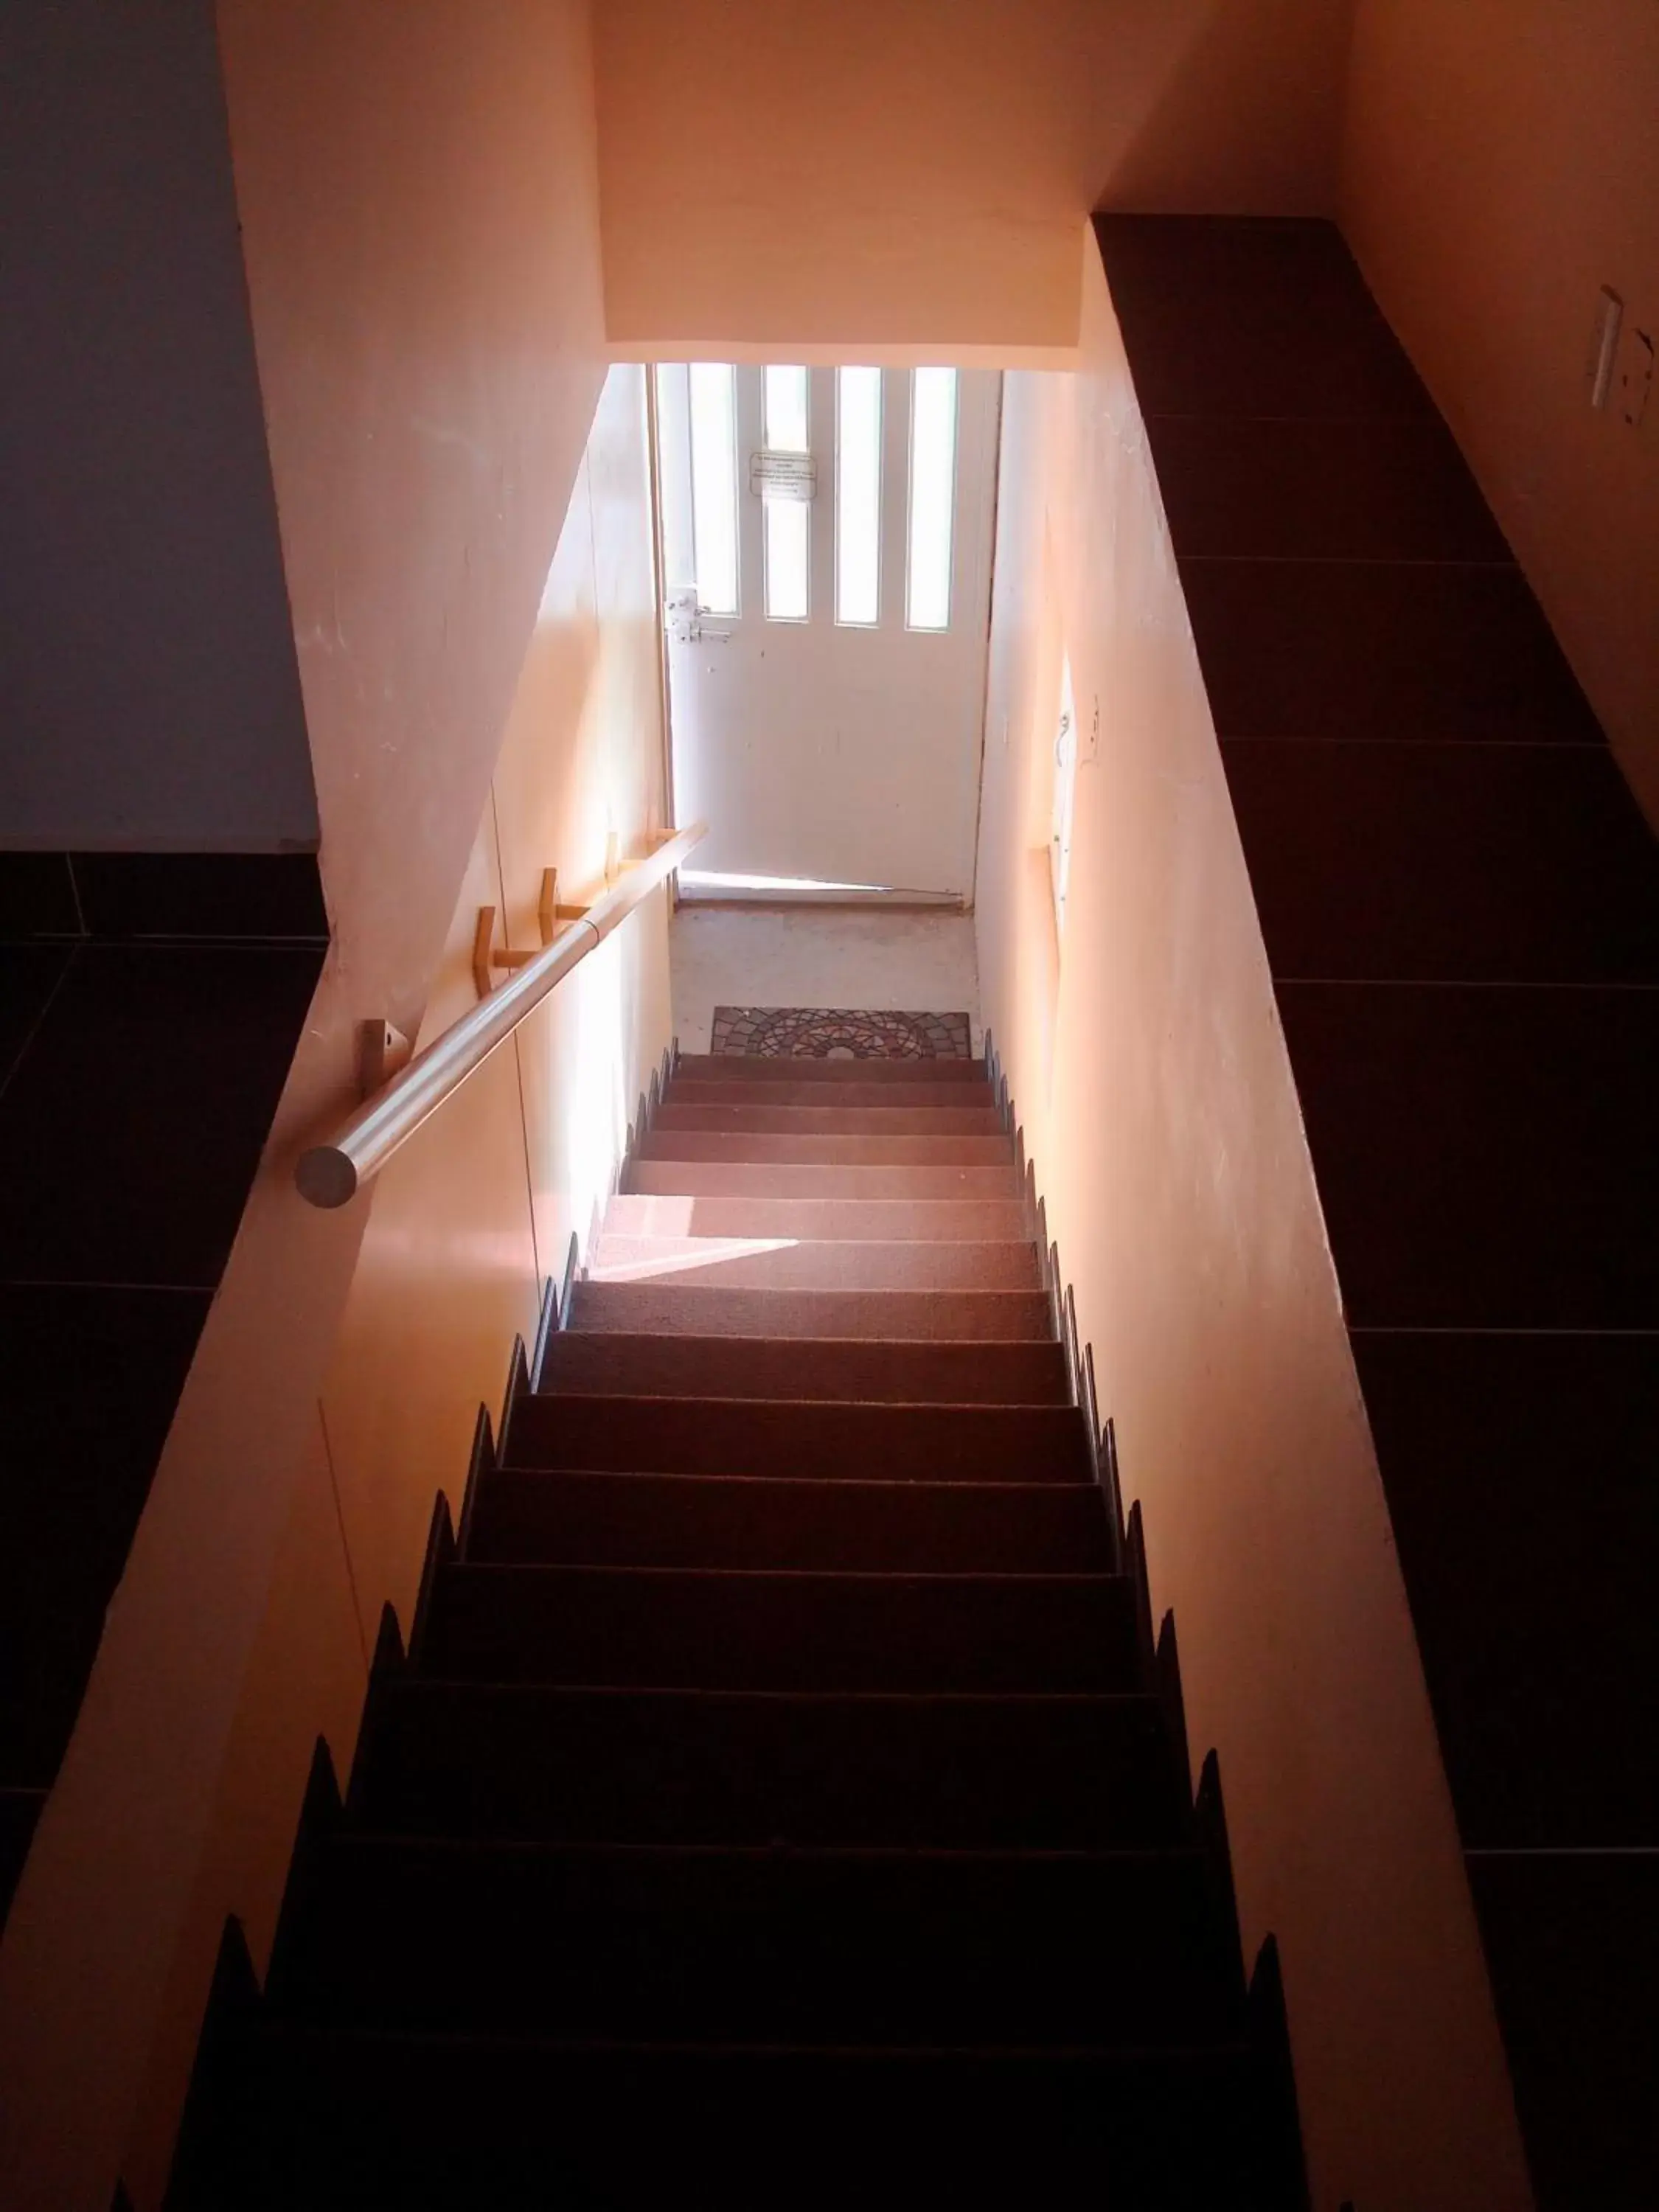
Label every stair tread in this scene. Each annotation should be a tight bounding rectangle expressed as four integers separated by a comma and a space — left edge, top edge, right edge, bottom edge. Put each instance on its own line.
639, 1130, 1015, 1163
602, 1194, 1029, 1240
654, 1102, 1008, 1133
585, 1237, 1043, 1290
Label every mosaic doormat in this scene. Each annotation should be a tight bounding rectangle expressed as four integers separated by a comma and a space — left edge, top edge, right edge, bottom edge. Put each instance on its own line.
711, 1006, 973, 1060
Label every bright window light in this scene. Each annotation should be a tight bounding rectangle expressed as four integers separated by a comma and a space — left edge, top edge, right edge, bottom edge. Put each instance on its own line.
907, 367, 958, 630
688, 363, 738, 616
836, 366, 882, 625
763, 365, 809, 622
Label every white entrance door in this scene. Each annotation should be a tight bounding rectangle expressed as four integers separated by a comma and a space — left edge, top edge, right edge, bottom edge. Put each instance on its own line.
655, 364, 1000, 902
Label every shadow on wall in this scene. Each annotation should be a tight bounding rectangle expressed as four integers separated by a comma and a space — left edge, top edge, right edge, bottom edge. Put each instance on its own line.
116, 364, 674, 2210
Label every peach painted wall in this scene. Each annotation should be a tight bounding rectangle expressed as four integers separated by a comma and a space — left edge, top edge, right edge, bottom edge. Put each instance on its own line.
973, 227, 1531, 2211
1340, 0, 1659, 823
593, 0, 1357, 354
0, 7, 618, 2206
122, 365, 672, 2205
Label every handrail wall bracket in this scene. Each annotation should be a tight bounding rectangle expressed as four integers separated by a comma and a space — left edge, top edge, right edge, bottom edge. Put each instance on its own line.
296, 821, 706, 1210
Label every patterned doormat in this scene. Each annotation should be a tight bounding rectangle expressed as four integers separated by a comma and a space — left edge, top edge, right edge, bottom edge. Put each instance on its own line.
710, 1006, 973, 1060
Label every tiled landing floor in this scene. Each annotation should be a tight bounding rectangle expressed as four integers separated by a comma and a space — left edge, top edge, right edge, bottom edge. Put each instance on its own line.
671, 907, 981, 1057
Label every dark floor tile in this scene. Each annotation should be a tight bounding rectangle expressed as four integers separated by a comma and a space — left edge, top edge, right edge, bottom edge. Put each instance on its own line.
1470, 1852, 1659, 2212
1225, 742, 1659, 984
71, 852, 328, 942
0, 1283, 209, 1784
1354, 1332, 1659, 1848
1279, 982, 1659, 1329
0, 1790, 45, 1929
1180, 561, 1603, 743
1096, 214, 1433, 422
1148, 417, 1513, 563
0, 942, 321, 1288
0, 943, 72, 1095
0, 854, 80, 939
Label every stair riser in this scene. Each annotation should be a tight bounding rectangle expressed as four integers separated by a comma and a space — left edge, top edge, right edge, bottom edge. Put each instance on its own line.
425, 1568, 1138, 1694
503, 1397, 1091, 1483
603, 1195, 1028, 1242
566, 1283, 1056, 1340
276, 1846, 1237, 2047
535, 1335, 1069, 1407
639, 1132, 1015, 1166
623, 1161, 1022, 1200
672, 1055, 987, 1085
210, 2037, 1284, 2212
655, 1104, 1006, 1135
352, 1688, 1181, 1850
663, 1081, 993, 1109
585, 1239, 1042, 1291
468, 1472, 1110, 1571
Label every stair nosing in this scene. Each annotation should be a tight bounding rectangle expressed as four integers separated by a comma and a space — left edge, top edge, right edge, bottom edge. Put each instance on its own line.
440, 1562, 1122, 1586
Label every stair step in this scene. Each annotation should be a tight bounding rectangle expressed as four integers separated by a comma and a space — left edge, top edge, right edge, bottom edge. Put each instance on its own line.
350, 1686, 1180, 1848
602, 1194, 1028, 1242
661, 1079, 993, 1109
535, 1333, 1069, 1405
673, 1054, 987, 1085
423, 1565, 1138, 1692
271, 1840, 1239, 2048
623, 1160, 1022, 1200
467, 1471, 1110, 1571
585, 1237, 1041, 1291
189, 2031, 1292, 2211
566, 1281, 1055, 1339
501, 1394, 1091, 1481
639, 1130, 1015, 1165
655, 1102, 1007, 1135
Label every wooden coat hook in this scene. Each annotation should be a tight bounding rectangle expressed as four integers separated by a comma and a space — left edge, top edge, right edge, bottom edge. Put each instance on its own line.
473, 868, 591, 998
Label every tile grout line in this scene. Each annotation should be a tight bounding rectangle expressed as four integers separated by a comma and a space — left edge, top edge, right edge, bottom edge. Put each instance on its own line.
0, 943, 79, 1112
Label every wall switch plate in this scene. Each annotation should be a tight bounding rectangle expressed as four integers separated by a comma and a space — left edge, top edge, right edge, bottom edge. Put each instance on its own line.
1588, 286, 1623, 408
1616, 325, 1653, 428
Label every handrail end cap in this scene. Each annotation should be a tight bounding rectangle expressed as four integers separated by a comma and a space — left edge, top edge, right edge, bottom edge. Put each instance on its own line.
296, 1147, 359, 1210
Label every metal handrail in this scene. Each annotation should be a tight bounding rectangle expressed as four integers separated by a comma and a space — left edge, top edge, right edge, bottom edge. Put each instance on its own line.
295, 820, 707, 1208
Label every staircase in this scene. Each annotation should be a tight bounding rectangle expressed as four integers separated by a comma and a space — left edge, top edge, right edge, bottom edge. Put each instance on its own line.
170, 1044, 1308, 2208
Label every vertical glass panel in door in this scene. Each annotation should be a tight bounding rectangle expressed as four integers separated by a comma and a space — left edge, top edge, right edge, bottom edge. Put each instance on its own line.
907, 368, 959, 630
688, 363, 739, 616
762, 365, 809, 622
835, 366, 882, 626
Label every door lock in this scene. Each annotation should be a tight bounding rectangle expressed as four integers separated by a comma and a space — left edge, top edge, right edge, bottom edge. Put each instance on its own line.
665, 589, 732, 646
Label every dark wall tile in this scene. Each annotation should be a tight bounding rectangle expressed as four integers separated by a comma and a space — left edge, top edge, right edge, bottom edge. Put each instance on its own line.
1225, 742, 1659, 983
1148, 417, 1514, 563
70, 852, 327, 942
0, 944, 72, 1094
0, 854, 81, 939
1470, 1853, 1659, 2212
1096, 214, 1433, 422
1355, 1332, 1659, 1848
1279, 981, 1659, 1329
0, 1283, 209, 1785
1180, 561, 1604, 743
0, 942, 322, 1287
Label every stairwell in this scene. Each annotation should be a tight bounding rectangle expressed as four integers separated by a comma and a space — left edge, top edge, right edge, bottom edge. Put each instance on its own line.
168, 1041, 1308, 2208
